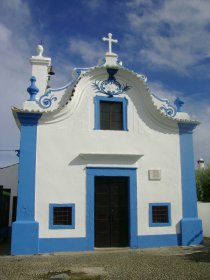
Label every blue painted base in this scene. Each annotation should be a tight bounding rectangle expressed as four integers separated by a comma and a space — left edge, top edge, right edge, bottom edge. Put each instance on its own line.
180, 218, 203, 246
11, 229, 203, 255
37, 234, 182, 253
138, 234, 181, 248
39, 237, 93, 253
11, 221, 39, 255
29, 234, 182, 254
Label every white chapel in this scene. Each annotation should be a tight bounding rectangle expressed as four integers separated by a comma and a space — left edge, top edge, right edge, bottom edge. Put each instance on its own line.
11, 34, 203, 255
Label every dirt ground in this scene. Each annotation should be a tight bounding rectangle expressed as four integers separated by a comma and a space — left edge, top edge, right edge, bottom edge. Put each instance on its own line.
0, 238, 210, 280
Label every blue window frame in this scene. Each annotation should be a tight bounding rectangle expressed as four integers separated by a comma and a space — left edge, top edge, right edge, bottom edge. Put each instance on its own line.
94, 96, 128, 131
149, 203, 171, 227
49, 203, 75, 229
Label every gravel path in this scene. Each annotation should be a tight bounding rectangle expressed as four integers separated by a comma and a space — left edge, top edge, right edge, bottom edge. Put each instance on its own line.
0, 240, 210, 280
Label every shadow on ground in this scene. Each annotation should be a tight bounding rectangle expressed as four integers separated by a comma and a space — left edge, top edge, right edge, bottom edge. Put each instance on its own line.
185, 251, 210, 263
183, 238, 210, 263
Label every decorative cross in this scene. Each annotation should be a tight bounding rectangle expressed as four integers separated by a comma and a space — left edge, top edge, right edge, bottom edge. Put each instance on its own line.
102, 33, 118, 54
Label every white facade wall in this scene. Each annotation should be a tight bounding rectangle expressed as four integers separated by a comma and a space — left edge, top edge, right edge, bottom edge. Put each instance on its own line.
198, 202, 210, 237
0, 164, 18, 226
35, 69, 183, 238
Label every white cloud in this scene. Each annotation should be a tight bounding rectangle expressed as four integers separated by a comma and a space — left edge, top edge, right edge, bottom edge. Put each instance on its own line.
2, 0, 30, 17
125, 0, 210, 74
69, 38, 104, 65
83, 0, 108, 11
84, 0, 102, 10
149, 81, 181, 101
0, 24, 11, 46
0, 0, 36, 166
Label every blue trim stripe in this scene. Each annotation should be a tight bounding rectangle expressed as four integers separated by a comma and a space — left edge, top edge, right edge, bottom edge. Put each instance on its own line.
86, 167, 138, 248
149, 203, 171, 227
39, 234, 181, 253
11, 112, 42, 255
49, 203, 75, 229
178, 123, 203, 246
180, 218, 203, 246
94, 95, 128, 130
38, 233, 181, 253
12, 221, 39, 255
178, 123, 198, 218
15, 113, 42, 221
138, 234, 181, 248
39, 237, 92, 253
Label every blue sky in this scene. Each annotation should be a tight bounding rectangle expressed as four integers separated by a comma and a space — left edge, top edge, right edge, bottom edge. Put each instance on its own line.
0, 0, 210, 166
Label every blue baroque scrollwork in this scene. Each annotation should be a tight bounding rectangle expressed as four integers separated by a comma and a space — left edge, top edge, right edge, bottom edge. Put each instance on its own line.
36, 67, 88, 109
160, 105, 176, 117
137, 74, 147, 83
39, 94, 57, 109
93, 68, 131, 96
152, 93, 177, 118
93, 79, 131, 96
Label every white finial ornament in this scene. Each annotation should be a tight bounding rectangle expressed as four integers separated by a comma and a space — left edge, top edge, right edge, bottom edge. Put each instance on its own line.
103, 33, 118, 54
36, 44, 44, 57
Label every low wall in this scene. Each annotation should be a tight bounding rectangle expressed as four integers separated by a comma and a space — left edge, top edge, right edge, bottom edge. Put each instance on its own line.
197, 202, 210, 238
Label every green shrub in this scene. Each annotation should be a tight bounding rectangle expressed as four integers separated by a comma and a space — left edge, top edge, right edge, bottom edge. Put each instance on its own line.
196, 165, 210, 202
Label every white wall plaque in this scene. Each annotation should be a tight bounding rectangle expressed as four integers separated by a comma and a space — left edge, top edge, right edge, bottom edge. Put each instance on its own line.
148, 170, 161, 181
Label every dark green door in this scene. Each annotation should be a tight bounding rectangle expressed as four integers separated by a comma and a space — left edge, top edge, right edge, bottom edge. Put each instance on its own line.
94, 177, 129, 247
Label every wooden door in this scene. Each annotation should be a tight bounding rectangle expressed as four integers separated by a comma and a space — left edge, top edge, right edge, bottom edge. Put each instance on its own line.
94, 177, 129, 247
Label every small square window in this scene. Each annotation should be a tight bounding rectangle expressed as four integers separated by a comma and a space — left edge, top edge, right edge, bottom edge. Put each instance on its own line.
152, 206, 168, 223
100, 101, 123, 130
149, 203, 171, 227
49, 204, 75, 229
94, 96, 128, 131
53, 207, 72, 225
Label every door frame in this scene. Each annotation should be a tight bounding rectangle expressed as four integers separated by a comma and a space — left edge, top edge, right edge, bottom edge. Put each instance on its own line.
86, 167, 138, 249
